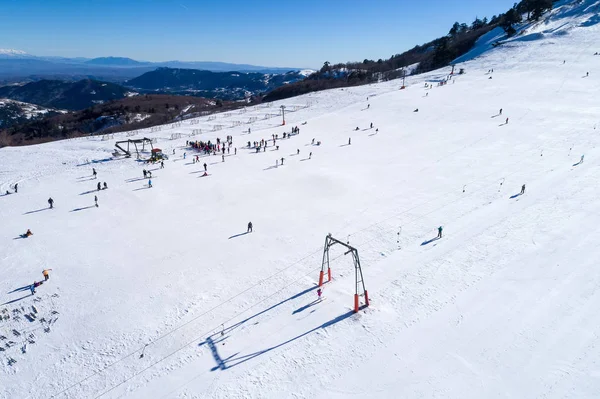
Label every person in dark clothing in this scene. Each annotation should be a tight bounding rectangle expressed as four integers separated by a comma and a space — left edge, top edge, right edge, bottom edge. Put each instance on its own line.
247, 222, 253, 233
103, 182, 108, 189
437, 226, 443, 239
94, 195, 98, 207
48, 197, 54, 209
97, 182, 101, 191
204, 163, 207, 171
521, 184, 526, 195
14, 183, 18, 193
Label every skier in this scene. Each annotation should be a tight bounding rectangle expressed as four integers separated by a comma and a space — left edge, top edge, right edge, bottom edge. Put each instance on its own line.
148, 179, 152, 188
317, 288, 322, 300
97, 182, 101, 191
312, 138, 315, 145
521, 184, 526, 195
94, 195, 98, 207
580, 154, 585, 164
42, 269, 51, 281
92, 168, 97, 179
370, 123, 373, 129
499, 108, 503, 115
204, 163, 207, 171
103, 182, 108, 190
587, 72, 589, 77
367, 104, 370, 109
506, 118, 509, 124
247, 222, 253, 233
348, 138, 351, 145
437, 226, 443, 239
309, 152, 312, 159
222, 154, 225, 162
281, 157, 284, 165
235, 148, 237, 155
173, 149, 175, 155
160, 161, 164, 169
14, 183, 18, 193
143, 169, 147, 178
184, 153, 186, 159
30, 283, 36, 296
297, 149, 300, 155
24, 229, 33, 238
376, 128, 379, 133
48, 197, 54, 209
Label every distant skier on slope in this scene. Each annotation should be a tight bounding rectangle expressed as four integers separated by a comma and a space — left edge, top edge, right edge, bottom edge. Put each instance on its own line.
247, 222, 253, 233
204, 163, 207, 171
521, 184, 526, 195
92, 168, 97, 179
94, 195, 98, 207
97, 182, 101, 191
42, 269, 52, 281
437, 226, 443, 239
580, 155, 585, 164
103, 182, 108, 190
48, 197, 54, 209
148, 179, 152, 188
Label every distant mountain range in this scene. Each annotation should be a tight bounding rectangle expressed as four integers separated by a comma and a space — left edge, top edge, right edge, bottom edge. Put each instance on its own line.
126, 68, 308, 99
0, 49, 306, 83
0, 79, 132, 110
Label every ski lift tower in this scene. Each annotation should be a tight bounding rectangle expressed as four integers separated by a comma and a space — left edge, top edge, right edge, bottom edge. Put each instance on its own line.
280, 105, 286, 126
319, 234, 370, 313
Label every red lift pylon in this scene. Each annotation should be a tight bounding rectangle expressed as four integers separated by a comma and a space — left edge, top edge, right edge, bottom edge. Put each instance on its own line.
318, 234, 369, 313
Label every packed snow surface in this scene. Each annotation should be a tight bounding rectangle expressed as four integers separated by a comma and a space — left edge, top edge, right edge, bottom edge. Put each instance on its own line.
2, 2, 600, 398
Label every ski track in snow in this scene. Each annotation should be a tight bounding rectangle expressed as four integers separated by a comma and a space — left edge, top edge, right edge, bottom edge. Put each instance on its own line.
3, 2, 600, 398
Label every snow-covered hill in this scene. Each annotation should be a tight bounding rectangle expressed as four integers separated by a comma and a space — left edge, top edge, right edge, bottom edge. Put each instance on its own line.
0, 49, 30, 59
0, 99, 64, 129
2, 2, 600, 398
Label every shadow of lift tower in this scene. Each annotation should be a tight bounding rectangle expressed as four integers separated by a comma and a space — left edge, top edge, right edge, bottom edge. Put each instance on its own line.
319, 234, 370, 313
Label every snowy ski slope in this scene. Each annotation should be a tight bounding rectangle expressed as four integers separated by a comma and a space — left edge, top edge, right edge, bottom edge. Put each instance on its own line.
2, 1, 600, 398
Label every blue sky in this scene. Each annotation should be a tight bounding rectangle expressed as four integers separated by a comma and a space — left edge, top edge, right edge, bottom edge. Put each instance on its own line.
0, 0, 516, 68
